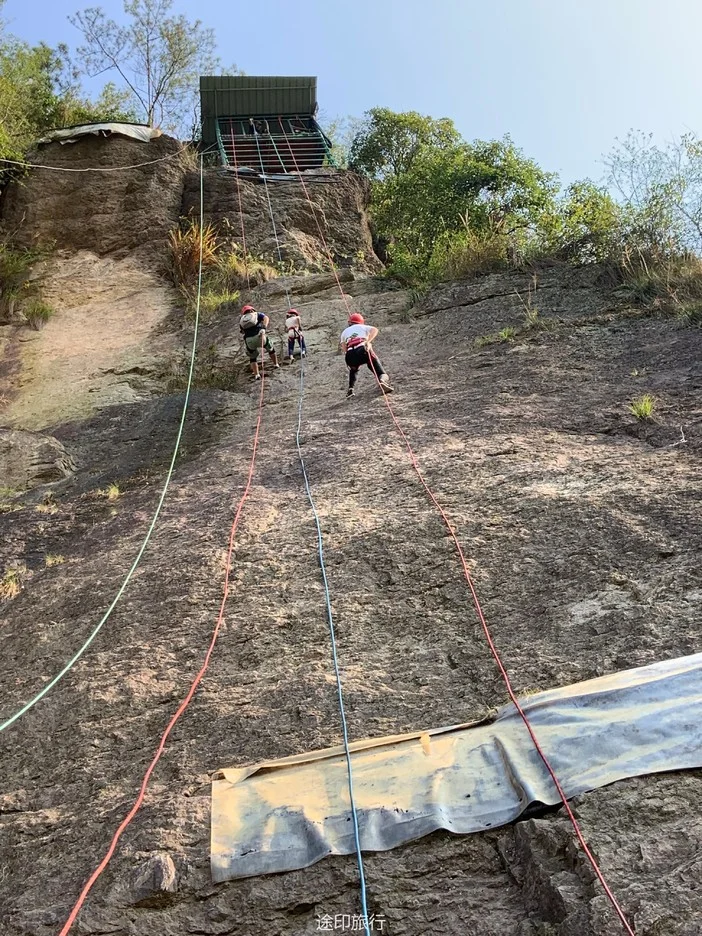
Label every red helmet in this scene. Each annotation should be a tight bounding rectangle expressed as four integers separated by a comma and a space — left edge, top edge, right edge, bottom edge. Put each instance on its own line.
348, 312, 365, 324
287, 308, 298, 315
241, 305, 256, 315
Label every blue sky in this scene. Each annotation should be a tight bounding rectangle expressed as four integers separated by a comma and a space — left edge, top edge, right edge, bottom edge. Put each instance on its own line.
4, 0, 701, 185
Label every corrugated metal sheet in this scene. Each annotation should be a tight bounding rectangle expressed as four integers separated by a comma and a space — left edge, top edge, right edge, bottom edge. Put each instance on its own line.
200, 76, 318, 147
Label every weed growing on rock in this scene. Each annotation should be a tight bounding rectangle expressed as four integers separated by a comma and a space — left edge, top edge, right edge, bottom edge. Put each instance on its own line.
630, 394, 657, 419
616, 250, 702, 326
44, 554, 65, 567
498, 327, 516, 340
23, 300, 54, 330
0, 566, 26, 600
168, 221, 219, 285
0, 241, 51, 323
106, 484, 120, 501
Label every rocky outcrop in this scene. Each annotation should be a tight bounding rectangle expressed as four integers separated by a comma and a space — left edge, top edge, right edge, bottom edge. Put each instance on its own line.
0, 134, 191, 260
0, 427, 75, 489
181, 167, 381, 273
0, 138, 381, 275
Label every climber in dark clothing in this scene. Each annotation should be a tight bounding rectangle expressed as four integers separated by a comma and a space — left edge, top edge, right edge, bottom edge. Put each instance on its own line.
239, 305, 280, 379
339, 312, 393, 398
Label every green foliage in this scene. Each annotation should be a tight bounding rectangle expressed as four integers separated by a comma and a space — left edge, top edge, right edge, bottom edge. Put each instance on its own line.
540, 180, 623, 262
69, 0, 229, 133
0, 14, 136, 162
23, 299, 54, 329
0, 242, 48, 320
349, 107, 461, 180
0, 40, 63, 160
629, 394, 656, 420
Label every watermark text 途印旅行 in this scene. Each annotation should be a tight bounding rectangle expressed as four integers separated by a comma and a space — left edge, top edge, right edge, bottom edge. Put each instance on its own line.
316, 914, 386, 931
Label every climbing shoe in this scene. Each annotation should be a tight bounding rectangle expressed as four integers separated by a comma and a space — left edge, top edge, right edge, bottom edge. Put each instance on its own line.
380, 375, 394, 393
301, 350, 306, 357
346, 388, 355, 398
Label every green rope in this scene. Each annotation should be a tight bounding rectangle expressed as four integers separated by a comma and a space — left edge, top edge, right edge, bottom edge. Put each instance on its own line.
0, 155, 207, 734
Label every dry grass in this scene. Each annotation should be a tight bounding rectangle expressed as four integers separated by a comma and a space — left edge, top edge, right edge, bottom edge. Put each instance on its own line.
44, 554, 66, 567
168, 221, 219, 285
0, 566, 26, 601
35, 502, 58, 515
615, 249, 702, 325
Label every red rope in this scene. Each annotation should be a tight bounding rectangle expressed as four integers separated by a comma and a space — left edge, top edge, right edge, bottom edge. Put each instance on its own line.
279, 121, 636, 936
278, 119, 352, 315
229, 121, 250, 289
58, 360, 267, 935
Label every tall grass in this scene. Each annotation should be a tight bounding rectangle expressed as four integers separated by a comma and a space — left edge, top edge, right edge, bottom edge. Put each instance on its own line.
168, 219, 279, 320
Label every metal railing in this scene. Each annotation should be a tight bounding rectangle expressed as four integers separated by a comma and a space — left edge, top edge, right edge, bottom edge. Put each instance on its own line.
216, 116, 336, 172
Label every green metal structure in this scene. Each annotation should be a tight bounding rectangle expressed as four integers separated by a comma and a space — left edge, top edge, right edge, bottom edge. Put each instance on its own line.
200, 75, 335, 172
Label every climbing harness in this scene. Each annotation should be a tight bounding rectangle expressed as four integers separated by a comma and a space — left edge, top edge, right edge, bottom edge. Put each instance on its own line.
0, 154, 209, 736
276, 120, 637, 936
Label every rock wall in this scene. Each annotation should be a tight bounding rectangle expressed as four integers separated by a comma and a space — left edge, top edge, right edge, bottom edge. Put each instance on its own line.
181, 167, 381, 272
0, 137, 380, 272
1, 266, 701, 936
0, 134, 191, 260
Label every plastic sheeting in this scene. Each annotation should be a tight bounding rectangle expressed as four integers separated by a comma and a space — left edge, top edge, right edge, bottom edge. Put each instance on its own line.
38, 123, 162, 146
211, 652, 702, 882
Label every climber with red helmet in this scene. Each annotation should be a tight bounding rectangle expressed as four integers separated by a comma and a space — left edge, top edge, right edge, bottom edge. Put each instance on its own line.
339, 312, 393, 398
239, 304, 280, 379
285, 308, 306, 362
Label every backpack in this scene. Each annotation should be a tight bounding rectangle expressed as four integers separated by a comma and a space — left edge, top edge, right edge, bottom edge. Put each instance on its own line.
240, 311, 258, 330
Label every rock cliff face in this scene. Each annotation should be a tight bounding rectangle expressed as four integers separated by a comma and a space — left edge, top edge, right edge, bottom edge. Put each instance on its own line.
1, 137, 702, 936
0, 134, 190, 260
181, 167, 381, 273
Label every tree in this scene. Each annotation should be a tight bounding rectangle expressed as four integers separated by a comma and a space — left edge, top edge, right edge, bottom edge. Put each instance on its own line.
349, 107, 460, 180
70, 0, 224, 132
0, 4, 136, 163
373, 135, 558, 259
539, 180, 623, 263
605, 130, 702, 256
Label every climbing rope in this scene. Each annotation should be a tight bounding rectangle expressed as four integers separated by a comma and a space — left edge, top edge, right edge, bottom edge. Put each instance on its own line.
253, 134, 372, 936
252, 132, 292, 308
0, 154, 208, 736
228, 128, 251, 289
295, 361, 371, 934
58, 329, 269, 936
0, 145, 197, 173
277, 123, 637, 936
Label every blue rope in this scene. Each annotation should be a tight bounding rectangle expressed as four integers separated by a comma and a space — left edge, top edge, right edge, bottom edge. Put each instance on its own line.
253, 134, 371, 934
295, 362, 371, 936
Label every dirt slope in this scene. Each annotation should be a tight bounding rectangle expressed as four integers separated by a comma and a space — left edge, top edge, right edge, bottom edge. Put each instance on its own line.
0, 266, 701, 936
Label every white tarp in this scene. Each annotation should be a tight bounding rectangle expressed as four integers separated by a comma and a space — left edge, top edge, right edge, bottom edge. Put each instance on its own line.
38, 123, 162, 146
211, 652, 702, 882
